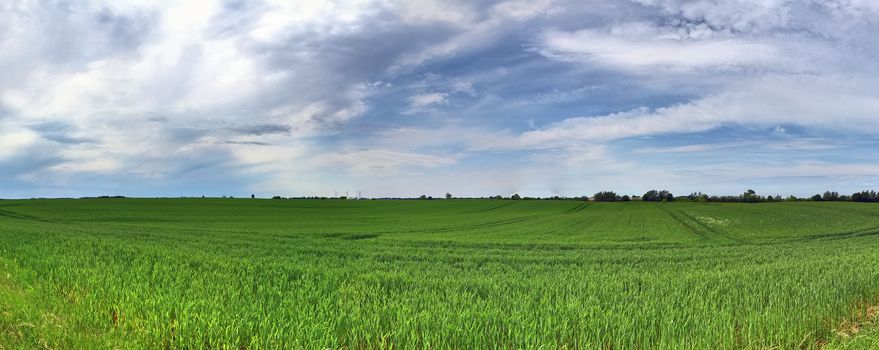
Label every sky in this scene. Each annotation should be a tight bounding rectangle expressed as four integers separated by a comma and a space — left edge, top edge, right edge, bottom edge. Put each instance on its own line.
2, 0, 879, 199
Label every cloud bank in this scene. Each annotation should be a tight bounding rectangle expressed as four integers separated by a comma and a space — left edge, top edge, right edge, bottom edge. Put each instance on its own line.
1, 0, 878, 198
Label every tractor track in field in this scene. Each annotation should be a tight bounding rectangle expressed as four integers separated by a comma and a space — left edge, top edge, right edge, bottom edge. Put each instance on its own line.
655, 204, 708, 240
542, 215, 593, 236
655, 205, 739, 244
538, 203, 592, 235
798, 202, 879, 220
474, 202, 518, 213
565, 202, 591, 213
0, 208, 60, 224
374, 215, 540, 235
801, 225, 879, 241
656, 205, 879, 246
674, 209, 742, 244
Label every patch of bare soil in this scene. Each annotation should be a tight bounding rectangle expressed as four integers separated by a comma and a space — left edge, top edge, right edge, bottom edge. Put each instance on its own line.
832, 302, 879, 339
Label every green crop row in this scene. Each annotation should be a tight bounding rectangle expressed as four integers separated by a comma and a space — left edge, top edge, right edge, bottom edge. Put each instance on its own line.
0, 199, 878, 349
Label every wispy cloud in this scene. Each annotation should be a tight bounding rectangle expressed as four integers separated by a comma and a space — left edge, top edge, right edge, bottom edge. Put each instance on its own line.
633, 139, 842, 155
519, 75, 879, 149
407, 92, 449, 112
536, 24, 778, 71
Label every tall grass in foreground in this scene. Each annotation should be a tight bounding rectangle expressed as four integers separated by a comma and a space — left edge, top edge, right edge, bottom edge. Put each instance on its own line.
1, 199, 878, 349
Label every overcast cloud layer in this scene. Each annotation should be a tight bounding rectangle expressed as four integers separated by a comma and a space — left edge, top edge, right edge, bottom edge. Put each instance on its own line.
2, 0, 879, 198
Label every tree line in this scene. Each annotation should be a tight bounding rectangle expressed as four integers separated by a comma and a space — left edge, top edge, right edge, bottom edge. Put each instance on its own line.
255, 189, 879, 202
587, 189, 879, 203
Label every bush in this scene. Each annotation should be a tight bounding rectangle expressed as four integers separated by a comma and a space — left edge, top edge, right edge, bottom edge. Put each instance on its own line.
643, 190, 673, 202
593, 191, 619, 202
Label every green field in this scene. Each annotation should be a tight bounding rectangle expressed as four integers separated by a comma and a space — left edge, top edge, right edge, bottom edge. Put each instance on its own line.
1, 199, 878, 349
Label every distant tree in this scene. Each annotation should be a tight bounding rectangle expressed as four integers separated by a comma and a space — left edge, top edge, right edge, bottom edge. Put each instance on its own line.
822, 191, 840, 201
687, 192, 709, 202
621, 195, 631, 202
419, 195, 427, 200
787, 195, 798, 202
445, 193, 453, 199
251, 194, 255, 199
642, 190, 674, 202
852, 190, 879, 202
742, 189, 761, 203
593, 191, 619, 202
511, 193, 521, 200
810, 194, 822, 201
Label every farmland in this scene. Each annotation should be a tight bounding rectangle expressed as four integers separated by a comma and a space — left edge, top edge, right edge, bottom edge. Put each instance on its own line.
1, 199, 878, 349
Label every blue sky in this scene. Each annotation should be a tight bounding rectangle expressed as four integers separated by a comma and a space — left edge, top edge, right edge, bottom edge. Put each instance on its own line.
2, 0, 879, 198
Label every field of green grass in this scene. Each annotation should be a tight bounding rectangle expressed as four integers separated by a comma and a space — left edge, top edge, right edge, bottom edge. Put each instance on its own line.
1, 199, 878, 349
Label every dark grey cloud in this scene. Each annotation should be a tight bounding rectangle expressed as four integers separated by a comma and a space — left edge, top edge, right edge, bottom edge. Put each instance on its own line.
205, 0, 268, 40
0, 143, 64, 177
232, 124, 291, 136
28, 121, 93, 145
35, 2, 156, 66
225, 140, 270, 146
235, 12, 461, 128
93, 6, 157, 53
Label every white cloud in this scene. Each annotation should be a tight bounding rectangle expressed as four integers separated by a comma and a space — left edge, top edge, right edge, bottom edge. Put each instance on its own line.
536, 24, 778, 71
373, 124, 519, 152
492, 0, 559, 20
520, 75, 879, 148
0, 127, 38, 160
695, 161, 879, 180
633, 139, 842, 154
392, 0, 559, 69
321, 149, 456, 177
50, 158, 122, 173
632, 0, 794, 33
0, 0, 390, 186
632, 0, 879, 37
516, 84, 604, 105
2, 0, 879, 197
409, 92, 449, 110
393, 0, 479, 26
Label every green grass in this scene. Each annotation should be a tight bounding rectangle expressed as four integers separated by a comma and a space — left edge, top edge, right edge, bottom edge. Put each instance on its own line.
1, 199, 879, 349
